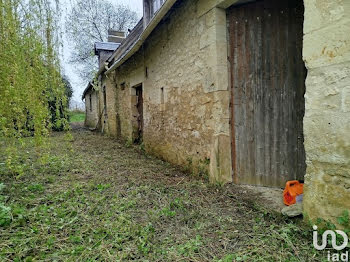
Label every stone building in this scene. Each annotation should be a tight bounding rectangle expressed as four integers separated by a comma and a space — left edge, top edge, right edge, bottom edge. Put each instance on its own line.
83, 33, 123, 129
82, 0, 350, 226
82, 82, 99, 128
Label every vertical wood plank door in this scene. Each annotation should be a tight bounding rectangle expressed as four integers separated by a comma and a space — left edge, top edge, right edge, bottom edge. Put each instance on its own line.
228, 0, 306, 187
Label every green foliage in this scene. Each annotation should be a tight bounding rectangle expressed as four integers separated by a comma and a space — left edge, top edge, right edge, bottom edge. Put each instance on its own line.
314, 210, 350, 241
0, 0, 71, 178
125, 139, 133, 148
0, 203, 11, 227
137, 223, 155, 254
68, 111, 85, 123
337, 210, 349, 229
177, 235, 202, 256
0, 0, 69, 138
27, 183, 44, 193
62, 76, 73, 106
95, 183, 111, 192
0, 183, 11, 227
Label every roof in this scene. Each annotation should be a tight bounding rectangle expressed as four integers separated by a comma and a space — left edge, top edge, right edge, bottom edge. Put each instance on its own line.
105, 0, 178, 74
82, 82, 93, 100
108, 18, 144, 64
94, 42, 120, 55
82, 41, 121, 100
87, 0, 178, 86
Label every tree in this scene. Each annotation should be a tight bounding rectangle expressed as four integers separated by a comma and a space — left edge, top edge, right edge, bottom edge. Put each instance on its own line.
0, 0, 69, 176
49, 76, 73, 131
62, 76, 73, 107
0, 0, 68, 138
65, 0, 138, 81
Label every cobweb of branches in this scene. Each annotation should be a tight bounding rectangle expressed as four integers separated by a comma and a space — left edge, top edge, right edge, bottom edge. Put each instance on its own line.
65, 0, 138, 81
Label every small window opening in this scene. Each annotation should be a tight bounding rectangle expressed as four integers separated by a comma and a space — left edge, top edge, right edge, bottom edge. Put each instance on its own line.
103, 86, 107, 112
160, 87, 164, 104
89, 94, 92, 112
120, 82, 126, 90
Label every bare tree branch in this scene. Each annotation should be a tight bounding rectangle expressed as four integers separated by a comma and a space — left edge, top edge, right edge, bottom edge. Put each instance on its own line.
65, 0, 138, 82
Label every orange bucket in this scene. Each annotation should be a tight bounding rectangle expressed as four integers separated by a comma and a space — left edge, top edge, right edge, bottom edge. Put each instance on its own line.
283, 180, 304, 206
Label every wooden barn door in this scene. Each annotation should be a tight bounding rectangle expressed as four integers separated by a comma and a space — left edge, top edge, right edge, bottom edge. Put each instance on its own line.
228, 0, 306, 187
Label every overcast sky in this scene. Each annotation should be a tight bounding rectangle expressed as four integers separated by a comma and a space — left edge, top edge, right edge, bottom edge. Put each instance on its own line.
61, 0, 143, 102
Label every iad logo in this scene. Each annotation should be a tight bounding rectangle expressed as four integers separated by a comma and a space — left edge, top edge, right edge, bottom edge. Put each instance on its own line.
313, 225, 349, 261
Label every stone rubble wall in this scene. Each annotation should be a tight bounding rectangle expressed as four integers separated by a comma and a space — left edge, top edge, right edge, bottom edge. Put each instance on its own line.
84, 89, 99, 128
105, 0, 232, 182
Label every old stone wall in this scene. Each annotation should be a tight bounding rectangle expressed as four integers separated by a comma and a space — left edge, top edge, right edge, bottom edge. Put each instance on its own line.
104, 73, 118, 135
113, 50, 145, 140
84, 89, 99, 128
95, 76, 116, 135
303, 0, 350, 226
107, 0, 232, 181
96, 78, 105, 133
142, 0, 214, 172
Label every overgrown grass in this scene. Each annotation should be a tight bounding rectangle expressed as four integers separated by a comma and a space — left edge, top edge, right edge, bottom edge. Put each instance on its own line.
69, 110, 85, 123
0, 129, 327, 261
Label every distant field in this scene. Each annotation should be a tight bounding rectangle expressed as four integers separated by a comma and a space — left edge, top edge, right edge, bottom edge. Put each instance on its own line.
69, 111, 85, 123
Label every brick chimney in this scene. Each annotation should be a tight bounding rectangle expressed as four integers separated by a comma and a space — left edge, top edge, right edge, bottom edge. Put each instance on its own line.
108, 29, 126, 44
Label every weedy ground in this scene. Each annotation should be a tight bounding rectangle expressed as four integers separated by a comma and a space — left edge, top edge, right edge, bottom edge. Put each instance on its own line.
0, 123, 326, 261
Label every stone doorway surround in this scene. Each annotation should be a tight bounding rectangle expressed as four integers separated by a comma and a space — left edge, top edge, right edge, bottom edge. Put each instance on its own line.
201, 0, 350, 226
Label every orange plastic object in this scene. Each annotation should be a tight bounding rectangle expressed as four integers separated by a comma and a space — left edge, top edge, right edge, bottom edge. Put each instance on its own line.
283, 180, 304, 206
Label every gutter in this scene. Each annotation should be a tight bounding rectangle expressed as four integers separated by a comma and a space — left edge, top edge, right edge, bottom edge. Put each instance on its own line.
105, 0, 178, 75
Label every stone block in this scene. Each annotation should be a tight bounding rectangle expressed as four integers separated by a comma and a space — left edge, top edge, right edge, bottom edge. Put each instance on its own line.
304, 168, 350, 228
197, 0, 239, 17
209, 134, 233, 183
304, 111, 350, 164
200, 25, 216, 50
304, 0, 350, 34
205, 7, 226, 28
303, 20, 350, 69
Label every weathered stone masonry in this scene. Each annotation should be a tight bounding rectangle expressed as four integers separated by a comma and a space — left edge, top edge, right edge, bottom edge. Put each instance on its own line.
83, 86, 99, 128
106, 0, 232, 183
84, 0, 350, 226
303, 0, 350, 224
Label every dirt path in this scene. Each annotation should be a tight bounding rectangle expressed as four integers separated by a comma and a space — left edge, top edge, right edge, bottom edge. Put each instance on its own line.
0, 125, 323, 261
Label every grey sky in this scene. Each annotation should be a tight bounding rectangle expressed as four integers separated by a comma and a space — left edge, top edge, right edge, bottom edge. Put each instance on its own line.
61, 0, 143, 102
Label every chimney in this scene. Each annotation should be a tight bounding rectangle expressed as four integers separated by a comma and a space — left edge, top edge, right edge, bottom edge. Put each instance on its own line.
108, 29, 126, 44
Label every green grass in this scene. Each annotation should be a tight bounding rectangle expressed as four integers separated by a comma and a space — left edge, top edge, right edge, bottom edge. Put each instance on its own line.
0, 129, 327, 261
69, 111, 85, 123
